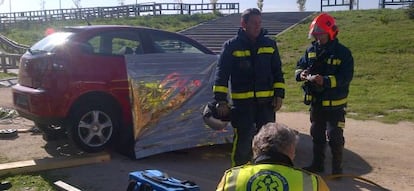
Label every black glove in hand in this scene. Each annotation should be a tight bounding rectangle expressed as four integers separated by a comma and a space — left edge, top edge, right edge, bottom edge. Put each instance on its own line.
216, 101, 230, 118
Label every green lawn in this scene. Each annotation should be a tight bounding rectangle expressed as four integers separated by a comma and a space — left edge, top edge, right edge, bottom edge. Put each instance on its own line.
277, 9, 414, 123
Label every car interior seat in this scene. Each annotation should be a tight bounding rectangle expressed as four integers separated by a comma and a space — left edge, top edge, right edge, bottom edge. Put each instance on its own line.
134, 45, 143, 54
119, 46, 134, 55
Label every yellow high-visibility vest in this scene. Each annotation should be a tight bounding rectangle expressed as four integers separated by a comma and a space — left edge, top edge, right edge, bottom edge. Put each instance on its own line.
216, 164, 329, 191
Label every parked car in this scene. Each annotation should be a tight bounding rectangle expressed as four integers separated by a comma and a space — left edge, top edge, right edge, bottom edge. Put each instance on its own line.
12, 25, 218, 153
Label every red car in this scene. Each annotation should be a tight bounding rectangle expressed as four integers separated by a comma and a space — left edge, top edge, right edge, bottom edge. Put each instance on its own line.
12, 25, 224, 155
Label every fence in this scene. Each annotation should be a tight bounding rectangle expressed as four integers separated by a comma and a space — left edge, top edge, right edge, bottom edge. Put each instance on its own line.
0, 33, 28, 73
379, 0, 414, 8
0, 2, 239, 29
0, 53, 21, 73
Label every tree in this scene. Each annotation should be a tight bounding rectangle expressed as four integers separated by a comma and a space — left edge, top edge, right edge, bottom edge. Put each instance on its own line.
257, 0, 263, 11
297, 0, 306, 12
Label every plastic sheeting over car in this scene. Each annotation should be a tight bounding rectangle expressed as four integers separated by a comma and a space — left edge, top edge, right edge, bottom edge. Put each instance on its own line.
125, 53, 233, 159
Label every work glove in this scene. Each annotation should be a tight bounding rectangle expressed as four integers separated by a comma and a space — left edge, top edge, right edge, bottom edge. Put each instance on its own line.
216, 101, 230, 118
272, 97, 283, 112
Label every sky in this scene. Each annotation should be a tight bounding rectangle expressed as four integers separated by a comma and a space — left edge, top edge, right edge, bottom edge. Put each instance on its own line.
0, 0, 396, 14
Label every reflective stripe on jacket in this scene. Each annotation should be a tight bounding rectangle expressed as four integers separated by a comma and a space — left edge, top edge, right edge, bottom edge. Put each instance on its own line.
216, 164, 330, 191
213, 28, 285, 104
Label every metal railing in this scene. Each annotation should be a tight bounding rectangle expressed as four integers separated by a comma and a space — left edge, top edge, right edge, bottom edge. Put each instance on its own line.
0, 2, 239, 29
0, 52, 21, 73
379, 0, 414, 8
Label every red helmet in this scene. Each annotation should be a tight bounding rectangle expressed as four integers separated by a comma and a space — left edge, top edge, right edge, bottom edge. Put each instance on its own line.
309, 13, 338, 40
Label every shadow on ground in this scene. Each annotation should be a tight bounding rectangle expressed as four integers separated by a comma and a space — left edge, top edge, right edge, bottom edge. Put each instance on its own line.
37, 132, 384, 191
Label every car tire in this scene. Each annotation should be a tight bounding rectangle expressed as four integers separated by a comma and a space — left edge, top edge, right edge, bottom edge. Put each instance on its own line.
35, 122, 66, 141
67, 101, 119, 153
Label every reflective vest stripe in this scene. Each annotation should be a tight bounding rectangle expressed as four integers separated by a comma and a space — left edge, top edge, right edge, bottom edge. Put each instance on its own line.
231, 90, 274, 99
255, 90, 274, 98
322, 97, 347, 106
215, 87, 280, 99
328, 75, 337, 88
257, 47, 275, 54
274, 82, 285, 89
231, 129, 238, 168
305, 94, 313, 102
338, 121, 345, 128
232, 50, 251, 57
303, 173, 314, 191
328, 58, 342, 65
213, 85, 228, 93
233, 47, 275, 57
308, 52, 317, 58
225, 169, 239, 191
231, 91, 254, 99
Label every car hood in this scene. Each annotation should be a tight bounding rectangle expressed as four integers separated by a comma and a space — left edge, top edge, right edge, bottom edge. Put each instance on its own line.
125, 53, 233, 159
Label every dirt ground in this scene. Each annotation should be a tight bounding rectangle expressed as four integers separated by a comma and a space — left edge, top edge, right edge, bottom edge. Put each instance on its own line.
1, 86, 413, 191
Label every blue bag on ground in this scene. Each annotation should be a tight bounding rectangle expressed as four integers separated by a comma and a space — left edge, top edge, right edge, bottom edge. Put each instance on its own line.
127, 169, 200, 191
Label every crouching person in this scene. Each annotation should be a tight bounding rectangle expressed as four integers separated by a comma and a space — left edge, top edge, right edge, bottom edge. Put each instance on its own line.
216, 122, 329, 191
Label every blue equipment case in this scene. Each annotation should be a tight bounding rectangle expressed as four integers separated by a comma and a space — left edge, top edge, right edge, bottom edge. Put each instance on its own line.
127, 170, 200, 191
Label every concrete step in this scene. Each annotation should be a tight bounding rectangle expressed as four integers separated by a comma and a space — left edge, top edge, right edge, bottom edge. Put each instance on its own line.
180, 11, 315, 54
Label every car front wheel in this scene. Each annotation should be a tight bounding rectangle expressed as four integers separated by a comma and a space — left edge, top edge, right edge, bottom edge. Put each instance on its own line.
67, 102, 119, 152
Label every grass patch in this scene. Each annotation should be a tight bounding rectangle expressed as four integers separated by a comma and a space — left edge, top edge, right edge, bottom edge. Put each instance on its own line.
277, 9, 414, 123
0, 173, 63, 191
0, 72, 16, 79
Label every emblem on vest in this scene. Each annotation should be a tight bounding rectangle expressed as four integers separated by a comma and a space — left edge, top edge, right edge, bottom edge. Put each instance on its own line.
247, 170, 288, 191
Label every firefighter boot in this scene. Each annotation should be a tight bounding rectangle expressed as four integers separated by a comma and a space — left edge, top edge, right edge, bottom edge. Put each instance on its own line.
303, 143, 326, 173
331, 145, 343, 175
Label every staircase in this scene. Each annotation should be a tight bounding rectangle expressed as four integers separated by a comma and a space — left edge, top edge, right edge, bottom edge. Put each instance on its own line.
180, 12, 315, 54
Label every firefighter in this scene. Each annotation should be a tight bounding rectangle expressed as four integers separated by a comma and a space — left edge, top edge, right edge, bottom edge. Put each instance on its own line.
295, 13, 354, 175
216, 123, 330, 191
213, 8, 285, 167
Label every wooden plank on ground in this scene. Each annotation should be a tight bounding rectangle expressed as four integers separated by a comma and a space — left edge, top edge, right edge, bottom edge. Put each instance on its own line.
0, 152, 110, 176
54, 180, 82, 191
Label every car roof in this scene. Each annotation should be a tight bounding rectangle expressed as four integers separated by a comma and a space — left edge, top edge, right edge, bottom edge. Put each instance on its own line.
62, 25, 157, 32
55, 25, 215, 55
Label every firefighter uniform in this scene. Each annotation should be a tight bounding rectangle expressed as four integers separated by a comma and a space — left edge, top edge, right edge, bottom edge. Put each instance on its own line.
216, 154, 330, 191
295, 38, 354, 174
213, 28, 285, 167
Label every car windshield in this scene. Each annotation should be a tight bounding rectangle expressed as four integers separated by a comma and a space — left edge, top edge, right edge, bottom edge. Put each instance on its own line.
30, 32, 74, 53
